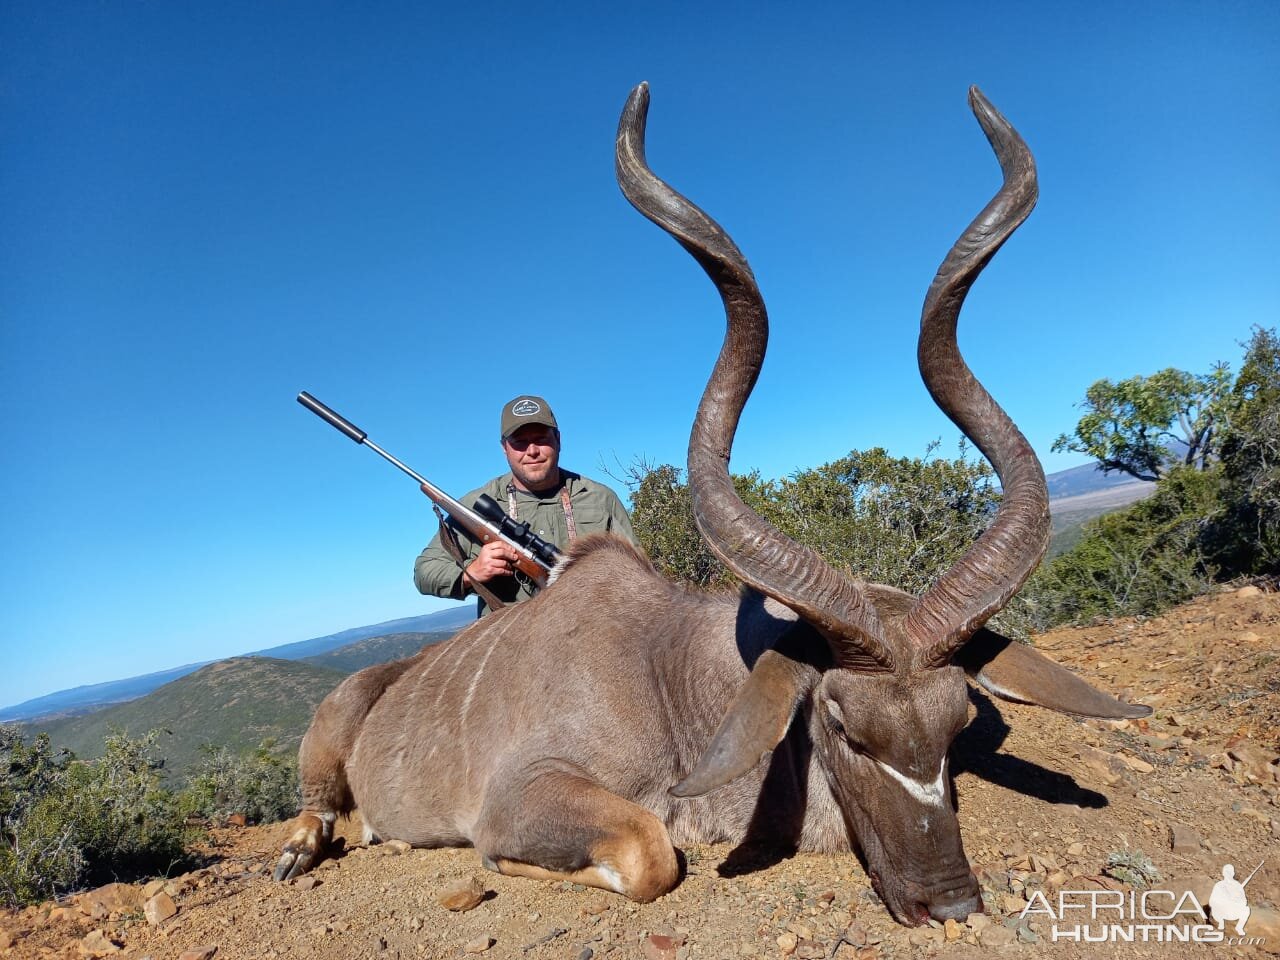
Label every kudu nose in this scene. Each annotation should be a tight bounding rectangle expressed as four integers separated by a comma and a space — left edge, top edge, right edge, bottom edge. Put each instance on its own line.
924, 877, 983, 924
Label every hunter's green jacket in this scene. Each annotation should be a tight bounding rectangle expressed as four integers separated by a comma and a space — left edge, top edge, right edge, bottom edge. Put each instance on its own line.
414, 469, 636, 617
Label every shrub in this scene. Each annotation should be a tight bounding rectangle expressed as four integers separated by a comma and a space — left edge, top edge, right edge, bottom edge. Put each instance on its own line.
0, 728, 78, 906
179, 739, 299, 825
628, 443, 1007, 615
1104, 849, 1163, 889
1209, 326, 1280, 575
1016, 466, 1220, 629
0, 728, 190, 907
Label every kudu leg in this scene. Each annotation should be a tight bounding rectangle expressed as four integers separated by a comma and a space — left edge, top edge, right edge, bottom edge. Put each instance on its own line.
474, 759, 679, 903
273, 680, 371, 881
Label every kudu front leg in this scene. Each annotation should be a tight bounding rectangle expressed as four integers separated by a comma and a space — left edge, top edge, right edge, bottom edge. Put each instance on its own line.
272, 677, 373, 881
474, 759, 679, 903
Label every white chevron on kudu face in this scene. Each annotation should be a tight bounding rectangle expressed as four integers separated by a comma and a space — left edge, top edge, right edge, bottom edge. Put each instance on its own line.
875, 758, 947, 807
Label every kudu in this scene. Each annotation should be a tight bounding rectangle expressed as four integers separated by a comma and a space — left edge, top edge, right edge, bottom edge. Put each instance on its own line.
275, 84, 1150, 925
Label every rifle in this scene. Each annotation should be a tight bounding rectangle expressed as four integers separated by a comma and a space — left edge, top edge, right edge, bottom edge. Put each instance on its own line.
297, 392, 562, 590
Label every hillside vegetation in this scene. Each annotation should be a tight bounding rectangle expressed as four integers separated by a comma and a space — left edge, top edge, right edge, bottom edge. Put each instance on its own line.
27, 658, 345, 779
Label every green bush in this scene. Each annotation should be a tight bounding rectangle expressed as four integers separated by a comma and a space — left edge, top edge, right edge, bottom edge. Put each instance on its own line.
179, 739, 299, 825
1015, 466, 1220, 629
0, 728, 190, 907
628, 443, 1009, 618
1209, 326, 1280, 575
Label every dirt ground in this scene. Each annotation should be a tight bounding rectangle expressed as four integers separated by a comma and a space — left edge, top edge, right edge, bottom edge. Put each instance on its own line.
4, 586, 1278, 960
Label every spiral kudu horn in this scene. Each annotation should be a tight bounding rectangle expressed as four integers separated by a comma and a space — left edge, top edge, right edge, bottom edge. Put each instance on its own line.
905, 87, 1050, 668
615, 82, 892, 671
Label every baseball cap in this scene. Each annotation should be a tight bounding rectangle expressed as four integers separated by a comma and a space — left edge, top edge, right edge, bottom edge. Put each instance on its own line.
500, 395, 559, 440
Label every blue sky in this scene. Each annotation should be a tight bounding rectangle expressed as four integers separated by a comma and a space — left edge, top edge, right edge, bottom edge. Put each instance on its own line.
2, 2, 1276, 709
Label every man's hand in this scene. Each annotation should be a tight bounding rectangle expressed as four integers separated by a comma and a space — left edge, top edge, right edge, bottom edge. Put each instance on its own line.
463, 540, 521, 586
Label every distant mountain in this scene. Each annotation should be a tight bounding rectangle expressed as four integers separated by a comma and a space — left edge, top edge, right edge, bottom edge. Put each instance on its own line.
301, 631, 454, 674
0, 662, 212, 724
249, 606, 476, 661
26, 657, 347, 779
1046, 461, 1147, 499
0, 605, 476, 723
1045, 464, 1155, 558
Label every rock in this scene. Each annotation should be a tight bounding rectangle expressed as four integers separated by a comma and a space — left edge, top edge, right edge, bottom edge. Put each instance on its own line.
1169, 821, 1200, 852
78, 883, 144, 917
177, 948, 216, 960
462, 937, 494, 954
1030, 853, 1058, 873
438, 875, 486, 912
384, 839, 412, 854
776, 931, 798, 955
143, 892, 177, 926
1228, 741, 1280, 781
46, 906, 77, 924
578, 949, 595, 960
785, 921, 813, 940
1066, 841, 1085, 857
1246, 907, 1280, 954
643, 934, 680, 960
226, 813, 248, 827
978, 924, 1017, 947
294, 876, 320, 891
943, 918, 963, 941
842, 922, 869, 946
0, 928, 13, 950
1121, 753, 1156, 774
142, 879, 167, 899
907, 927, 944, 946
1236, 585, 1263, 598
794, 940, 825, 959
1001, 893, 1029, 915
966, 912, 991, 931
79, 929, 122, 957
581, 897, 610, 916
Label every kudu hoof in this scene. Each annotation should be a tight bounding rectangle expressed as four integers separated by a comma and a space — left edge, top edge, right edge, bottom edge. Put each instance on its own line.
272, 811, 331, 881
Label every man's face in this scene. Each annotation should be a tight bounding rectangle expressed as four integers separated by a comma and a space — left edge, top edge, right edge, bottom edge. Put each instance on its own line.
502, 424, 562, 493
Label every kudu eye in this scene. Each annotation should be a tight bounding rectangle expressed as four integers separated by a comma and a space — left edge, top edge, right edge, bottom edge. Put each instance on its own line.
822, 699, 854, 743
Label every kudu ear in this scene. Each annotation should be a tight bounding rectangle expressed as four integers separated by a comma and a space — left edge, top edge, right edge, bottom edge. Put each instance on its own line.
670, 650, 815, 798
954, 628, 1152, 719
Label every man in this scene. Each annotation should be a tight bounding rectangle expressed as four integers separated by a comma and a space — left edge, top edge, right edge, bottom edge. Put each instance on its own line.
414, 395, 636, 616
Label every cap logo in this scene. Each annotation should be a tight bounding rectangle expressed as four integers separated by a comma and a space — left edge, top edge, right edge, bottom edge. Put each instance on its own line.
512, 399, 541, 417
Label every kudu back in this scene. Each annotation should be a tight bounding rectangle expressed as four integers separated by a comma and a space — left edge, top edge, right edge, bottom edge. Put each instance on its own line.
276, 84, 1150, 926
